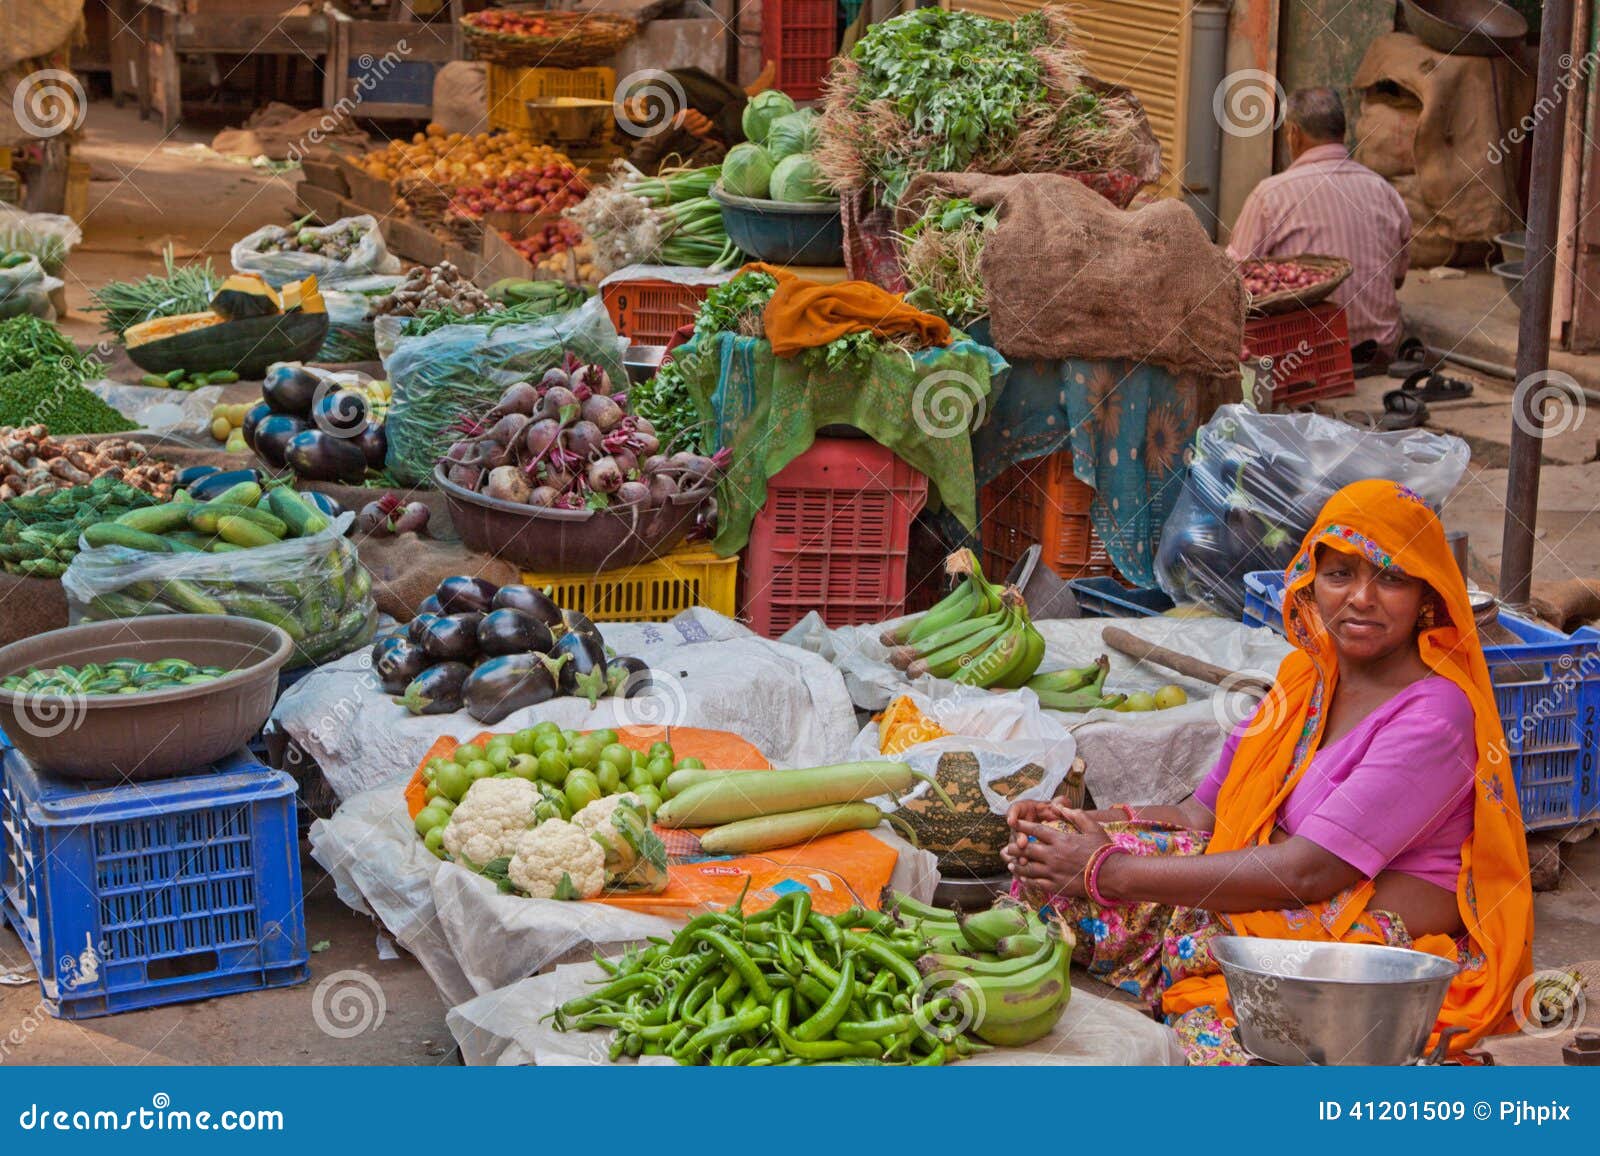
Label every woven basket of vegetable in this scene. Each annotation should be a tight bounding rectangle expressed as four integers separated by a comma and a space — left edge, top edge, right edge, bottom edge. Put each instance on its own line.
462, 12, 637, 68
1240, 254, 1352, 316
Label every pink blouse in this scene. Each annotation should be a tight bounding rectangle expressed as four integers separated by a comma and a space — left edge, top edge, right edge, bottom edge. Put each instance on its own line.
1193, 677, 1477, 891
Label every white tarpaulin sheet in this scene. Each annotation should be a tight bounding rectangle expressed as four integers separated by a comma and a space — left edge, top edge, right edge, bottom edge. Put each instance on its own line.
445, 958, 1187, 1066
783, 613, 1292, 807
310, 783, 938, 1009
276, 610, 862, 802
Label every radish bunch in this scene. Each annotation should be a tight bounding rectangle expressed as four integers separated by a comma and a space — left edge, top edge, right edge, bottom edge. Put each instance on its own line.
440, 353, 729, 512
1239, 259, 1335, 296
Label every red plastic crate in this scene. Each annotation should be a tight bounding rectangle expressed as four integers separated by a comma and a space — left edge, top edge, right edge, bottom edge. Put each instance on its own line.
762, 0, 837, 101
742, 438, 929, 636
601, 278, 715, 346
980, 451, 1113, 582
1242, 302, 1355, 410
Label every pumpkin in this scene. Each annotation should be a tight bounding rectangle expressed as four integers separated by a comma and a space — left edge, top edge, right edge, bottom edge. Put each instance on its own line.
898, 751, 1045, 878
279, 275, 325, 314
124, 311, 225, 347
125, 311, 330, 379
211, 273, 281, 320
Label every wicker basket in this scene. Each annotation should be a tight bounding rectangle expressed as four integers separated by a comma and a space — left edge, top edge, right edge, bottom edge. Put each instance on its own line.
462, 12, 636, 68
1242, 254, 1353, 316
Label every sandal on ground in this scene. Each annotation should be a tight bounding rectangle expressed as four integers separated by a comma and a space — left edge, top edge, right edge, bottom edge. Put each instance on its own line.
1399, 366, 1473, 402
1344, 390, 1430, 431
1386, 337, 1442, 379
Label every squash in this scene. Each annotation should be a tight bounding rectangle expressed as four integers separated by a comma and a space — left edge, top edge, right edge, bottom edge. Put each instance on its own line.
125, 312, 330, 379
279, 275, 326, 314
211, 274, 281, 320
124, 311, 225, 348
897, 750, 1044, 878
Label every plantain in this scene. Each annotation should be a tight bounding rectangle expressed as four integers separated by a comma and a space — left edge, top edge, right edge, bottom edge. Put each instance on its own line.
1026, 655, 1110, 695
906, 618, 1010, 680
903, 577, 980, 644
954, 900, 1032, 952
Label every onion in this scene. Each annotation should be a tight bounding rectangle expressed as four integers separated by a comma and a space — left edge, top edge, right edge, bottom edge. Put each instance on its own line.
581, 393, 624, 432
616, 480, 651, 505
564, 420, 603, 459
486, 465, 531, 503
523, 418, 560, 459
587, 456, 624, 494
528, 485, 559, 507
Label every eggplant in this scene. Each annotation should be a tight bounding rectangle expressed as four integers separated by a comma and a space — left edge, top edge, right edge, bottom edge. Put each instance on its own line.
559, 608, 604, 646
303, 491, 344, 518
477, 608, 556, 657
371, 636, 429, 695
287, 429, 369, 484
407, 612, 441, 644
187, 468, 264, 501
312, 389, 370, 438
490, 583, 562, 629
553, 629, 609, 704
262, 363, 321, 416
242, 402, 274, 451
461, 652, 568, 724
354, 422, 388, 470
435, 575, 500, 615
417, 594, 443, 616
604, 656, 652, 698
418, 612, 484, 662
255, 413, 308, 471
393, 661, 471, 715
175, 464, 219, 489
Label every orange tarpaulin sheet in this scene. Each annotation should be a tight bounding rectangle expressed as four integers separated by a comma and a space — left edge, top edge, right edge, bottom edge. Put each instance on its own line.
743, 261, 951, 357
405, 726, 899, 916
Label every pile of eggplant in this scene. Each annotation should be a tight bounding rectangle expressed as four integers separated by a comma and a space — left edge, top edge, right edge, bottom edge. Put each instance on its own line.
371, 574, 652, 724
244, 363, 388, 485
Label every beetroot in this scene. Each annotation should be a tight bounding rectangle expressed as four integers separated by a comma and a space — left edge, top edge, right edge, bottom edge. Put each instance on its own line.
587, 456, 624, 494
647, 472, 679, 504
487, 465, 531, 503
528, 485, 559, 507
616, 480, 651, 505
491, 381, 538, 417
523, 418, 561, 460
564, 420, 603, 459
580, 393, 624, 432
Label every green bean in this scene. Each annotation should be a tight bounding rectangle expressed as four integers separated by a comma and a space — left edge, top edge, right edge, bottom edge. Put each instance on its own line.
792, 954, 856, 1043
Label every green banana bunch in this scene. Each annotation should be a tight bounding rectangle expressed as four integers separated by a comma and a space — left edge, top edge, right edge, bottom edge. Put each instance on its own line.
881, 549, 1000, 649
1026, 655, 1125, 712
954, 933, 1072, 1047
955, 898, 1033, 952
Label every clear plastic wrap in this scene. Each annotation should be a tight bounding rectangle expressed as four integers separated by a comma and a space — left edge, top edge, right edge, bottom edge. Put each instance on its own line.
62, 513, 377, 667
0, 256, 61, 320
1154, 404, 1470, 617
86, 380, 224, 441
0, 205, 82, 275
231, 215, 401, 287
319, 274, 403, 363
379, 295, 626, 485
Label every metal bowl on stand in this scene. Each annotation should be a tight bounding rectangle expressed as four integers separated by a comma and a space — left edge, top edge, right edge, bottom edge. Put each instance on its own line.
1212, 936, 1457, 1065
1400, 0, 1527, 56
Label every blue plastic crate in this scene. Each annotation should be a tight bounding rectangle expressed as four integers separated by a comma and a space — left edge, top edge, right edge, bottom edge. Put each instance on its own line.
0, 748, 308, 1019
1069, 577, 1175, 618
1239, 569, 1595, 829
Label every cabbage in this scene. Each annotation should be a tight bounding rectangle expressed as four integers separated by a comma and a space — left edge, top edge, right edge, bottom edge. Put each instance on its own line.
765, 109, 819, 162
769, 153, 832, 204
741, 90, 797, 145
722, 143, 775, 199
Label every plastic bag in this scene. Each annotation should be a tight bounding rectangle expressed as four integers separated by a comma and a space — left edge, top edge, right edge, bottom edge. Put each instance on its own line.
62, 513, 377, 668
380, 295, 626, 485
1154, 404, 1471, 617
0, 205, 82, 275
0, 256, 61, 320
319, 274, 403, 363
86, 380, 224, 441
231, 215, 401, 288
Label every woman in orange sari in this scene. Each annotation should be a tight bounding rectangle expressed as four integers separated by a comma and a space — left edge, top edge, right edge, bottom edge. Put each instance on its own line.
1004, 479, 1533, 1064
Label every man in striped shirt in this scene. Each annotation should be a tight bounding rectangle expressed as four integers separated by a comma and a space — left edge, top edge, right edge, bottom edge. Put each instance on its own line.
1227, 87, 1412, 365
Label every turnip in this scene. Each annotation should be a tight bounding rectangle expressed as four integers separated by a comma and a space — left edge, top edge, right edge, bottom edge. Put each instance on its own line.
616, 480, 651, 505
486, 465, 532, 504
588, 456, 624, 494
581, 393, 624, 432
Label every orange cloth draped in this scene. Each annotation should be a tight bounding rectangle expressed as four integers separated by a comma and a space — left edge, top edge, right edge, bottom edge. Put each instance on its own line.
1161, 479, 1533, 1056
742, 262, 951, 357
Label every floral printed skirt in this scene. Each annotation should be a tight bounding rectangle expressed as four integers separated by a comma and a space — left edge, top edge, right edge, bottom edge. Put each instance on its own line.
1020, 823, 1412, 1066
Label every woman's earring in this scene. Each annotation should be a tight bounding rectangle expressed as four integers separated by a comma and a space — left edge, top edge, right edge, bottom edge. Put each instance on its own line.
1416, 599, 1437, 632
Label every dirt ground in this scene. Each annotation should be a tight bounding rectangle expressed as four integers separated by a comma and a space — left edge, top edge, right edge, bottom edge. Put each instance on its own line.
2, 101, 1598, 1067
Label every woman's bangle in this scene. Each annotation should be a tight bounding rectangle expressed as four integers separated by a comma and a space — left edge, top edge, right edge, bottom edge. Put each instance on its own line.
1085, 844, 1129, 907
1117, 803, 1138, 822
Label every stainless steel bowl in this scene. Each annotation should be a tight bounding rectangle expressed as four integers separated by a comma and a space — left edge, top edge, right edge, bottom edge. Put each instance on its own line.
1400, 0, 1526, 56
1212, 937, 1457, 1065
623, 343, 668, 385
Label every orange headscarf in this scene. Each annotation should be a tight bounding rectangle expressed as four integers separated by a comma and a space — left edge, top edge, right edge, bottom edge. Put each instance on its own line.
1162, 479, 1533, 1055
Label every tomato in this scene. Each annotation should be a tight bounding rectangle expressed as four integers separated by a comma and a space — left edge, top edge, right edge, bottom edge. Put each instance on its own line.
596, 760, 622, 793
511, 728, 540, 755
533, 720, 562, 738
508, 753, 540, 781
424, 826, 447, 857
600, 743, 633, 772
565, 770, 603, 812
591, 729, 619, 747
649, 741, 674, 761
414, 805, 451, 838
569, 735, 605, 770
675, 757, 706, 772
486, 743, 513, 774
454, 743, 484, 766
538, 749, 570, 785
632, 785, 663, 816
464, 759, 495, 781
533, 732, 565, 757
625, 766, 654, 793
434, 761, 472, 802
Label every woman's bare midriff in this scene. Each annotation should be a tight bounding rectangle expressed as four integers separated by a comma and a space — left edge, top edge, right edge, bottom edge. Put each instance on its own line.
1267, 826, 1463, 937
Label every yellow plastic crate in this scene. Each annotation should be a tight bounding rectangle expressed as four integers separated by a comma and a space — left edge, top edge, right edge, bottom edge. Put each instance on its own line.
522, 544, 737, 622
487, 64, 616, 134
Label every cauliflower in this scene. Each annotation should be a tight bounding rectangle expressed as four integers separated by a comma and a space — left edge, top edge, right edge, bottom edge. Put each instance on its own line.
574, 794, 668, 894
441, 776, 541, 868
507, 818, 606, 900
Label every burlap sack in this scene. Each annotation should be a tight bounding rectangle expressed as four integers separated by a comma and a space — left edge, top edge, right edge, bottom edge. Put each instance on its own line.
0, 574, 68, 645
1353, 33, 1534, 251
1528, 579, 1600, 634
432, 62, 488, 138
898, 172, 1245, 382
1354, 91, 1421, 179
1392, 174, 1461, 269
357, 533, 520, 622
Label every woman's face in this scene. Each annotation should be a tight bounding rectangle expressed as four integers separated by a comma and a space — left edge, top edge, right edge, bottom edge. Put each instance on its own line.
1311, 547, 1428, 663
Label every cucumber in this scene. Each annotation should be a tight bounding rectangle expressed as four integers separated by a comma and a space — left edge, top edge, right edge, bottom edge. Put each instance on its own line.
164, 369, 187, 385
209, 542, 245, 553
87, 592, 156, 619
219, 594, 307, 640
299, 606, 375, 664
81, 523, 174, 552
187, 502, 286, 537
114, 504, 192, 535
208, 370, 240, 384
266, 488, 330, 538
140, 373, 171, 389
171, 489, 196, 505
167, 531, 221, 550
212, 481, 263, 508
217, 515, 281, 549
346, 564, 372, 607
155, 579, 227, 616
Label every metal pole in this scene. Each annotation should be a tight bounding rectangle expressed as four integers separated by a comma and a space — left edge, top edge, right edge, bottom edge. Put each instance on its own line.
1499, 0, 1579, 605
